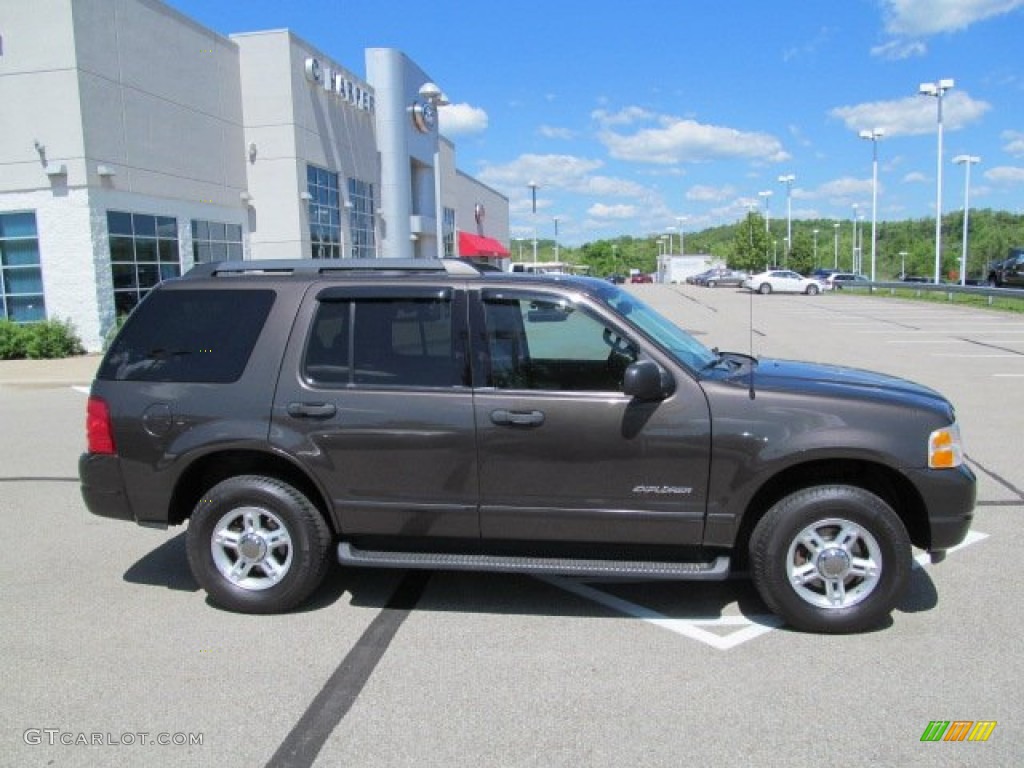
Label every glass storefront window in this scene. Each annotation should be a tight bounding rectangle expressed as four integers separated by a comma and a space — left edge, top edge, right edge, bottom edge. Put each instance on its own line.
191, 219, 243, 264
0, 212, 46, 322
348, 177, 376, 259
107, 210, 180, 316
307, 164, 341, 259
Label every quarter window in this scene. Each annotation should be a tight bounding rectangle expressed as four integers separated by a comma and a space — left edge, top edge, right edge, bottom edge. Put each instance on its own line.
107, 211, 180, 316
0, 212, 46, 322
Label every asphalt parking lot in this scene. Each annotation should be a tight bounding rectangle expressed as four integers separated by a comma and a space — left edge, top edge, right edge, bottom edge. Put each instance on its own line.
2, 285, 1021, 767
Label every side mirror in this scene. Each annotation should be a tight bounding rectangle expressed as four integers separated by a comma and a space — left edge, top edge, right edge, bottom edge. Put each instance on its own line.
623, 360, 673, 401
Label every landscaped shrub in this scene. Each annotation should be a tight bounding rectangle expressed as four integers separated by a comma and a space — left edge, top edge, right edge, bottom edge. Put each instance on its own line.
0, 318, 85, 360
0, 319, 31, 359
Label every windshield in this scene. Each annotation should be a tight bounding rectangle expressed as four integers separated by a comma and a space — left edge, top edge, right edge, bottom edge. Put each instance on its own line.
587, 280, 718, 371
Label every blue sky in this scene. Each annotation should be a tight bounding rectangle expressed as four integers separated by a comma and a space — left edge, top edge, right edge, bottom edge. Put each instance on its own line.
167, 0, 1024, 246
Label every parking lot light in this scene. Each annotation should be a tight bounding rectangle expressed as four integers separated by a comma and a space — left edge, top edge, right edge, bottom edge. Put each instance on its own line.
919, 78, 955, 284
953, 154, 980, 286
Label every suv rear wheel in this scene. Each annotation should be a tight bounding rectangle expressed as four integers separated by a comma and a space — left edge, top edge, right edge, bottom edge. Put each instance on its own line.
749, 485, 911, 633
185, 475, 332, 614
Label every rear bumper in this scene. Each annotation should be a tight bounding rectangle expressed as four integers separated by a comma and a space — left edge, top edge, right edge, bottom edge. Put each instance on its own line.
906, 463, 976, 551
79, 453, 134, 522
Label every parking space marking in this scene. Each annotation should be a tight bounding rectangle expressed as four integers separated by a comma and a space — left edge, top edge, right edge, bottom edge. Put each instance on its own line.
72, 386, 89, 394
541, 529, 988, 651
537, 576, 782, 650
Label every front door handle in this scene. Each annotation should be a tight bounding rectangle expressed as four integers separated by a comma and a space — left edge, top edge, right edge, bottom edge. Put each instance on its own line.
287, 402, 337, 418
490, 409, 545, 427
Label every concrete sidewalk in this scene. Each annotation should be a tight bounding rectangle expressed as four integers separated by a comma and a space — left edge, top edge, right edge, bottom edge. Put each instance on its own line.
0, 354, 102, 386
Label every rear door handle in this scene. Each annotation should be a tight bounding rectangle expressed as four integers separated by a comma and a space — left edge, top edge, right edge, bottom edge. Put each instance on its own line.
490, 409, 544, 427
287, 402, 337, 418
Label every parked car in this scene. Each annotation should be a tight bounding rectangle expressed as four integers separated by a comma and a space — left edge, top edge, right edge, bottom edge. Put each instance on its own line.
606, 273, 626, 284
630, 273, 653, 284
810, 268, 842, 283
80, 257, 974, 633
986, 249, 1024, 288
696, 269, 747, 288
900, 275, 930, 284
686, 268, 717, 285
743, 269, 822, 295
827, 273, 870, 290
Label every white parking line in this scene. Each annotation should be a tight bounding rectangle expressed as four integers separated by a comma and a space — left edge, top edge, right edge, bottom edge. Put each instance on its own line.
541, 529, 988, 651
72, 386, 90, 395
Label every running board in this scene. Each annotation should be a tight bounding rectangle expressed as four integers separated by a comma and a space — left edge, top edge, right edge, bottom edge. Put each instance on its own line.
338, 542, 730, 580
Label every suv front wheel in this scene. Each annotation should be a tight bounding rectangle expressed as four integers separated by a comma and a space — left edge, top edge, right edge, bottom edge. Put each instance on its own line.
749, 485, 911, 633
186, 475, 332, 614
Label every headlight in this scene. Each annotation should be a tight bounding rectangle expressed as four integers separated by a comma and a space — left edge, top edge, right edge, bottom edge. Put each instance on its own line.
928, 424, 964, 469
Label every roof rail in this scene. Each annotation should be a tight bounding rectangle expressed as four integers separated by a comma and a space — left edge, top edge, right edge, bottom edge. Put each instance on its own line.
184, 258, 483, 279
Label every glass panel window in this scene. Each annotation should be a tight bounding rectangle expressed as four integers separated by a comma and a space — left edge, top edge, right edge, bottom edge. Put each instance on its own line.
347, 177, 376, 259
0, 212, 46, 322
308, 164, 342, 259
107, 210, 179, 316
190, 218, 243, 264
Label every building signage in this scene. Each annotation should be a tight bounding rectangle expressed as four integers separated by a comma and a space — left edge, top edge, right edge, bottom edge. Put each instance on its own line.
304, 58, 374, 113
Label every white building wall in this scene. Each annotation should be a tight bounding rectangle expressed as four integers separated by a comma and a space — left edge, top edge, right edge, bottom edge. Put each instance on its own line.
0, 1, 507, 351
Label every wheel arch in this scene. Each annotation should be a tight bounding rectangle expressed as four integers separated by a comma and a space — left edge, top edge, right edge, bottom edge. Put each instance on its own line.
168, 449, 335, 533
732, 459, 928, 568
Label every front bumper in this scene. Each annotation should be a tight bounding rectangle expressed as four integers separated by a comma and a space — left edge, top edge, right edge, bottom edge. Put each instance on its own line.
906, 463, 976, 552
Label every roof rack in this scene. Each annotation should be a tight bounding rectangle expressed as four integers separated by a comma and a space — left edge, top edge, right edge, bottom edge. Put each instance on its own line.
184, 258, 482, 279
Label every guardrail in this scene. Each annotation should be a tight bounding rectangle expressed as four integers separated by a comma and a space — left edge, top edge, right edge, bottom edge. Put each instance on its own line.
837, 280, 1024, 308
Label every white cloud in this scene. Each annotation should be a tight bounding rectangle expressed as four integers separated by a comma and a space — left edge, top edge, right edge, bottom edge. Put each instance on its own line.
984, 166, 1024, 184
477, 154, 650, 201
438, 103, 488, 136
903, 171, 929, 183
829, 91, 991, 137
587, 203, 638, 220
881, 0, 1024, 36
600, 117, 789, 165
537, 125, 576, 140
1003, 130, 1024, 158
870, 39, 927, 59
591, 107, 656, 127
686, 184, 736, 202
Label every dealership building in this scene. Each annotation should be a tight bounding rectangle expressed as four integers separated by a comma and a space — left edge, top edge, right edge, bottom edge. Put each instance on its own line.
0, 0, 510, 350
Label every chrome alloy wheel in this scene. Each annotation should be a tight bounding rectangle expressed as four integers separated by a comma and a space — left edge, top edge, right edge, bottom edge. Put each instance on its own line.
786, 517, 882, 609
211, 506, 293, 591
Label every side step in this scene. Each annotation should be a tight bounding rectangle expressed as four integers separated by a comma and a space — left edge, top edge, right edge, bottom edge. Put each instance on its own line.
338, 542, 730, 581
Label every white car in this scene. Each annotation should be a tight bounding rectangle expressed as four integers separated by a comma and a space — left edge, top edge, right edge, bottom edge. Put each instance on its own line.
744, 270, 822, 295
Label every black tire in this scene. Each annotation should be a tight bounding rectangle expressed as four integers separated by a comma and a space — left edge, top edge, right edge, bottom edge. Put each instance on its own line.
806, 283, 820, 295
186, 475, 332, 614
707, 280, 717, 288
749, 485, 911, 633
758, 283, 772, 295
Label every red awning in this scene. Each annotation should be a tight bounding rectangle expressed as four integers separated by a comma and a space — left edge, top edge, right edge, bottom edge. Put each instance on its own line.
458, 231, 510, 258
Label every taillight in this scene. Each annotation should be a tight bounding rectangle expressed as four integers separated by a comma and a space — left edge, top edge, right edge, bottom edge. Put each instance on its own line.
86, 396, 116, 455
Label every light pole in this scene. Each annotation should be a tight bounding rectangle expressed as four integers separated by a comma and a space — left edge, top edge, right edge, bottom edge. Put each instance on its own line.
553, 216, 560, 262
515, 237, 524, 260
813, 228, 819, 268
899, 250, 908, 279
778, 174, 795, 266
612, 243, 618, 274
953, 154, 980, 286
919, 78, 955, 284
851, 204, 860, 271
676, 216, 687, 255
418, 82, 449, 258
833, 222, 840, 268
528, 181, 539, 264
859, 128, 884, 281
759, 191, 772, 262
666, 226, 676, 255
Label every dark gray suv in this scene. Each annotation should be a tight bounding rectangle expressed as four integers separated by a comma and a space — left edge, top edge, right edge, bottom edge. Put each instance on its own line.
80, 258, 975, 633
